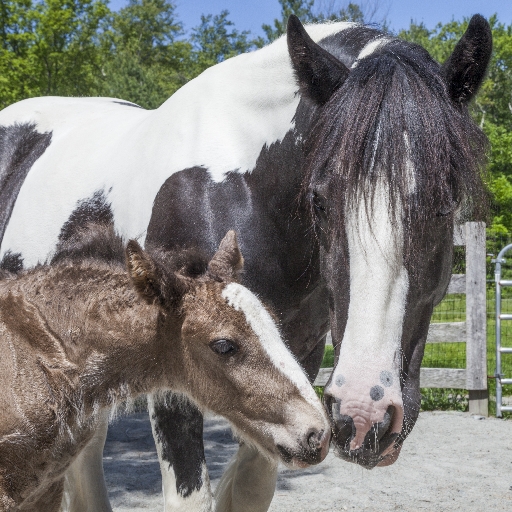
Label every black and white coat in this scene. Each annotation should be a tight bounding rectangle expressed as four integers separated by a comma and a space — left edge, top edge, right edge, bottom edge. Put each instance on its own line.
0, 15, 491, 512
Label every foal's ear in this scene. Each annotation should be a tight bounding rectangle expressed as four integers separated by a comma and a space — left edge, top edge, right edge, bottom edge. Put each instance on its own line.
441, 14, 492, 105
287, 14, 350, 105
126, 240, 162, 304
126, 240, 188, 306
208, 230, 244, 281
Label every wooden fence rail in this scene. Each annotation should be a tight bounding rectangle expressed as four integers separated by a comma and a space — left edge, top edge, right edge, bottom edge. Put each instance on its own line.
314, 222, 488, 416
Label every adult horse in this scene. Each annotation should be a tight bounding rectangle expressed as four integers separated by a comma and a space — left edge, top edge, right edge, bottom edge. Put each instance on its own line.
0, 13, 491, 512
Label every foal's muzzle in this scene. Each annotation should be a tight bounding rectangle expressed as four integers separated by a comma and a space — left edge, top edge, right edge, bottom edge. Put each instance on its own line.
277, 428, 331, 468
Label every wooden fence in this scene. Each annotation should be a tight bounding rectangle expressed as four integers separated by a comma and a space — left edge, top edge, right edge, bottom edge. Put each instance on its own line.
314, 222, 489, 416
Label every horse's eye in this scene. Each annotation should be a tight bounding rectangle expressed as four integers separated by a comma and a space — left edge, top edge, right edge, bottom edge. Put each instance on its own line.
312, 192, 326, 214
210, 339, 238, 356
436, 198, 458, 217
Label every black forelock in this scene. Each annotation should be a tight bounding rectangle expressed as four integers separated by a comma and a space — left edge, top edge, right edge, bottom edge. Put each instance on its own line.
303, 39, 488, 241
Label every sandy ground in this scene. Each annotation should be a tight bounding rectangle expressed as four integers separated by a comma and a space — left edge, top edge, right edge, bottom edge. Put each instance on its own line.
104, 411, 512, 511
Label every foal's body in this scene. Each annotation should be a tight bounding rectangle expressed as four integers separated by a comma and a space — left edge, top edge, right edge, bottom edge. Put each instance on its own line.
0, 230, 329, 511
0, 263, 157, 510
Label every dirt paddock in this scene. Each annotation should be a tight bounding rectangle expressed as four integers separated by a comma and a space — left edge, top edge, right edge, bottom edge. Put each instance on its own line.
104, 411, 512, 511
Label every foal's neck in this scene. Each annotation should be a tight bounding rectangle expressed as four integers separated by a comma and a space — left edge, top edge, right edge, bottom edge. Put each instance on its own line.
5, 262, 181, 406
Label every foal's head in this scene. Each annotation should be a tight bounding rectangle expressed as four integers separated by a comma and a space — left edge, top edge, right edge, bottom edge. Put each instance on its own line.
126, 230, 330, 467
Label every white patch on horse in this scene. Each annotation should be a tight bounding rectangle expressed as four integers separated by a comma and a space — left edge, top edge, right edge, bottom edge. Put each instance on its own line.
352, 37, 391, 68
147, 394, 213, 511
221, 282, 319, 408
0, 22, 354, 268
335, 180, 408, 375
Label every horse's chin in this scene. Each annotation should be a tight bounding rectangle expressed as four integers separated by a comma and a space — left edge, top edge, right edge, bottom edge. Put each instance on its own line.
332, 441, 403, 469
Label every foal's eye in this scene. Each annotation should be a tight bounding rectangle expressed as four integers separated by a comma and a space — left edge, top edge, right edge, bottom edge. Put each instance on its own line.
210, 339, 238, 356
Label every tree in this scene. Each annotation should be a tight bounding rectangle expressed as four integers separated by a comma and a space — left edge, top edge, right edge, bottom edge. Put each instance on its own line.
0, 0, 109, 107
257, 0, 388, 46
190, 10, 255, 73
98, 0, 193, 108
260, 0, 315, 44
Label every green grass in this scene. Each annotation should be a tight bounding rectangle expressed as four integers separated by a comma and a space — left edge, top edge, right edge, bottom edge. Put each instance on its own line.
428, 290, 512, 396
419, 388, 468, 412
321, 345, 335, 368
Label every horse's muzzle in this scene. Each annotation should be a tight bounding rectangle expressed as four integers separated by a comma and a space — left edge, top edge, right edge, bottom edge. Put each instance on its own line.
324, 395, 403, 469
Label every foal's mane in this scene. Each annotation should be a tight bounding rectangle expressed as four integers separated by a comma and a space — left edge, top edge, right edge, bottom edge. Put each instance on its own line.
51, 222, 209, 279
303, 37, 488, 235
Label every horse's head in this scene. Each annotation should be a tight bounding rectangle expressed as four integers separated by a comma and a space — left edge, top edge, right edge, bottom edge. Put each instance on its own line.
126, 230, 330, 468
288, 15, 491, 467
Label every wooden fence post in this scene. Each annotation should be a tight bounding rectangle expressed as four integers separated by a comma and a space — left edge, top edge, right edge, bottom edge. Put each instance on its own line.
465, 222, 488, 415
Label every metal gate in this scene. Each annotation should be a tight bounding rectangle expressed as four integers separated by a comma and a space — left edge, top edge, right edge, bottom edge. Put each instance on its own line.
493, 244, 512, 417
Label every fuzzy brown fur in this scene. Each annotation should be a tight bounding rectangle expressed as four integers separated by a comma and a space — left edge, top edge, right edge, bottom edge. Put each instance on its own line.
0, 227, 325, 511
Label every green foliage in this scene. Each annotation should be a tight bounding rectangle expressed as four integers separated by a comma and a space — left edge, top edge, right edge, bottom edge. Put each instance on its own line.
420, 388, 468, 412
260, 0, 315, 45
98, 0, 191, 108
258, 0, 384, 46
321, 344, 335, 368
400, 15, 512, 235
190, 10, 255, 74
0, 0, 109, 107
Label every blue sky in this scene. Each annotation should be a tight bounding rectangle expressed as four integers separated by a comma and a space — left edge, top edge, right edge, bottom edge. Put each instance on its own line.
107, 0, 512, 36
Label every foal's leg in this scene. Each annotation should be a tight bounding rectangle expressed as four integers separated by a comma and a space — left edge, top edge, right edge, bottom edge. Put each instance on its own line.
214, 335, 327, 512
148, 393, 213, 512
60, 411, 112, 512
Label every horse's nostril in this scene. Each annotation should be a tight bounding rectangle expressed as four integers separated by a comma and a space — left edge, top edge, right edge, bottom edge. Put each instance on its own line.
364, 405, 396, 453
373, 405, 394, 440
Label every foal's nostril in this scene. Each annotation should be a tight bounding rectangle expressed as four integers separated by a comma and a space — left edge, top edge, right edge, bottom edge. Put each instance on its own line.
306, 429, 324, 450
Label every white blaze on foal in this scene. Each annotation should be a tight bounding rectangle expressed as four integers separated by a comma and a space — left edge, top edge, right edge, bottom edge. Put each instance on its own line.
222, 283, 322, 409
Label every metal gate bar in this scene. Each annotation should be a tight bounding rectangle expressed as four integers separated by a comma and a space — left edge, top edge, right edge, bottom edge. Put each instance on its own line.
493, 243, 512, 417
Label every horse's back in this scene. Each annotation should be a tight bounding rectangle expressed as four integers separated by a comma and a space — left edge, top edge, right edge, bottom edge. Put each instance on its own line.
0, 21, 350, 270
0, 97, 160, 267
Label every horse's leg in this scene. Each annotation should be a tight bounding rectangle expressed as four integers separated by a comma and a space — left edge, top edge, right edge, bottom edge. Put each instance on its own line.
214, 334, 327, 512
60, 411, 112, 512
148, 393, 213, 512
214, 442, 278, 512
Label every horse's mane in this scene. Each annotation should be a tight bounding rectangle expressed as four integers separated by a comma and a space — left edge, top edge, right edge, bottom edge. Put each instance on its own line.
303, 38, 488, 237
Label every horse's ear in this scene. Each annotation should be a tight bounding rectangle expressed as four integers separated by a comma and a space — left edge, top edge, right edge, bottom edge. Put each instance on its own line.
441, 14, 492, 105
287, 14, 350, 105
126, 240, 187, 306
208, 230, 244, 281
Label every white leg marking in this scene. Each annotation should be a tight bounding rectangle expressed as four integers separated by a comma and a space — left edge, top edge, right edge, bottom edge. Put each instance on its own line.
147, 395, 214, 512
60, 411, 112, 512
